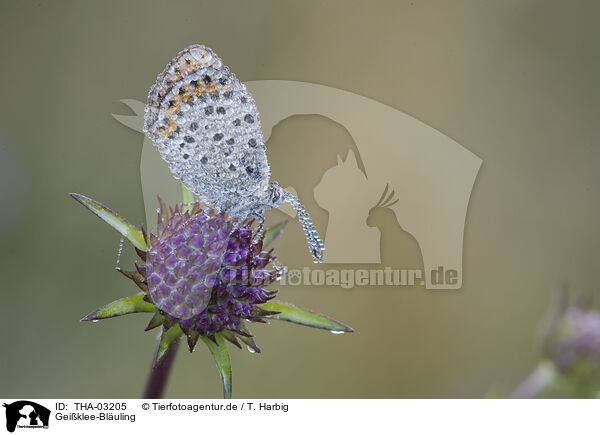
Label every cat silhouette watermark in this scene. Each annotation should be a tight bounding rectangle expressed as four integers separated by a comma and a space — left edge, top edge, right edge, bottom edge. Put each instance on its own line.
113, 81, 481, 289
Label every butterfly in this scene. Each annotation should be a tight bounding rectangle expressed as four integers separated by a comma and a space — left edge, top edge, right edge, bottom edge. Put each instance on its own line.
143, 45, 324, 262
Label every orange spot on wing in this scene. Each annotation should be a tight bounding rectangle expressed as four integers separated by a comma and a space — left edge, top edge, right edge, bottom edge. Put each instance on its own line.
158, 118, 178, 138
167, 100, 180, 114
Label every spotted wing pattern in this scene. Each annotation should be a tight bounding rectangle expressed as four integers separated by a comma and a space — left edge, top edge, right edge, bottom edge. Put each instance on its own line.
143, 45, 270, 216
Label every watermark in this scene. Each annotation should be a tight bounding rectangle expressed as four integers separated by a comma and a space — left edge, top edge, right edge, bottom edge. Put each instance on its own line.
279, 266, 458, 289
3, 401, 50, 433
113, 80, 481, 289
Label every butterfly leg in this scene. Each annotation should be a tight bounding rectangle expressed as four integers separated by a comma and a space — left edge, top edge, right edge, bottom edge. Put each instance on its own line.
252, 212, 265, 237
280, 189, 325, 263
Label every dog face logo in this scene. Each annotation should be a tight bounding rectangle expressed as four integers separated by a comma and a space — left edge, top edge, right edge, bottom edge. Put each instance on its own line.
3, 401, 50, 432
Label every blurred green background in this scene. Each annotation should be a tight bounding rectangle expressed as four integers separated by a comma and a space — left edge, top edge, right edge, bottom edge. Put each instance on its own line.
1, 0, 599, 398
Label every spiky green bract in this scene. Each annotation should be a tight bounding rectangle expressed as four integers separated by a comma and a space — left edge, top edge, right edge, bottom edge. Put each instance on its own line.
69, 193, 147, 251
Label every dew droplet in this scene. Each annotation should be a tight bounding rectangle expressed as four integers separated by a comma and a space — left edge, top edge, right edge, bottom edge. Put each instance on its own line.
330, 330, 345, 335
92, 320, 99, 323
115, 236, 125, 267
246, 345, 256, 353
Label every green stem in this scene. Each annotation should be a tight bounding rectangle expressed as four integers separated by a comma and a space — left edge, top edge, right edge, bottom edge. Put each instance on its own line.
181, 183, 195, 212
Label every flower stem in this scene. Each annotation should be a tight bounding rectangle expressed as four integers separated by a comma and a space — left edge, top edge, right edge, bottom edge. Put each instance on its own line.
509, 360, 556, 398
181, 183, 195, 212
142, 337, 181, 399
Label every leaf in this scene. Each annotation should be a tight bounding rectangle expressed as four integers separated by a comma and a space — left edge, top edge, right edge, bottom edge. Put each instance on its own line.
70, 193, 147, 251
201, 334, 232, 399
154, 324, 183, 367
81, 292, 155, 321
263, 219, 289, 247
258, 301, 354, 333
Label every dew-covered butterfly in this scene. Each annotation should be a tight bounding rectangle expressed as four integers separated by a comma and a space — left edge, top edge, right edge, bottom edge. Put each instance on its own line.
143, 44, 324, 262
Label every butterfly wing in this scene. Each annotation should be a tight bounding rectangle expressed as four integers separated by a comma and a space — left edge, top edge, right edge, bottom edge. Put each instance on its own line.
143, 45, 271, 215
